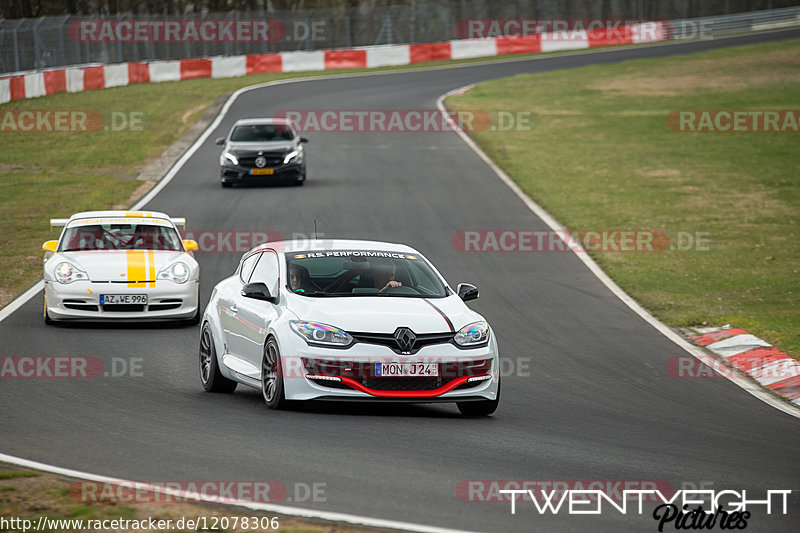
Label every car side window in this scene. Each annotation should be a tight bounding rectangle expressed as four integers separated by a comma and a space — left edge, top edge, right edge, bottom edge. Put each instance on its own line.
250, 251, 279, 295
239, 253, 260, 283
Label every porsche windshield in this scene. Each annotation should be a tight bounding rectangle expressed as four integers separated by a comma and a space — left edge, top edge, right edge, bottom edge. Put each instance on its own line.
230, 124, 294, 142
286, 250, 447, 298
59, 222, 182, 252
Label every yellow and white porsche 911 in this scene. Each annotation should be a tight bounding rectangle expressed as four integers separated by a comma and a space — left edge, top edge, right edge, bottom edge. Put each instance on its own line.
42, 210, 200, 324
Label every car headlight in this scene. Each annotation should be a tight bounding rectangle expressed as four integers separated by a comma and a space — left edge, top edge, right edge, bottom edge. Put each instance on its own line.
54, 262, 89, 284
157, 262, 190, 284
283, 150, 300, 164
221, 152, 238, 166
290, 321, 352, 347
454, 321, 490, 347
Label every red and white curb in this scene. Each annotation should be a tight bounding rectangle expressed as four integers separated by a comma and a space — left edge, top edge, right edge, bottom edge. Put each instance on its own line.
0, 22, 666, 105
688, 326, 800, 406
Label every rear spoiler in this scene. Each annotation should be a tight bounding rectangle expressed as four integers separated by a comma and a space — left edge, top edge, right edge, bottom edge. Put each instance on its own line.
49, 217, 187, 229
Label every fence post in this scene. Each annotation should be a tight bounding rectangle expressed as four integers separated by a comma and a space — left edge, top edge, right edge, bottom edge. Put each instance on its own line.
11, 19, 24, 72
0, 18, 5, 72
58, 15, 68, 67
116, 13, 124, 63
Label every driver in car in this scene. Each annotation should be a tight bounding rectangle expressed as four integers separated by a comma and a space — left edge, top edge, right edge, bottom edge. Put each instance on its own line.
374, 263, 402, 293
289, 264, 316, 293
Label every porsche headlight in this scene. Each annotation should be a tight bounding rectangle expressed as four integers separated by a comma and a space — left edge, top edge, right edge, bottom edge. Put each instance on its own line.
54, 262, 89, 284
290, 321, 352, 347
221, 152, 238, 166
157, 262, 190, 284
283, 150, 300, 164
454, 321, 490, 347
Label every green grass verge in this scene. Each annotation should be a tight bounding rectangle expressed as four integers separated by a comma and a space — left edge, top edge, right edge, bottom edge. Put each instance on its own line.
0, 470, 39, 480
446, 39, 800, 357
0, 45, 631, 309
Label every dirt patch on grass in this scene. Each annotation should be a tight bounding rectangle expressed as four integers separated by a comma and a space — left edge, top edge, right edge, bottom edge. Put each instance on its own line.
638, 168, 682, 178
181, 103, 208, 125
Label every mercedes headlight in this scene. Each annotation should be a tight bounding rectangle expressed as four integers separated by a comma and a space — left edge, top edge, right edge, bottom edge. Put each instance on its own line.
283, 150, 300, 164
157, 262, 190, 284
221, 152, 238, 166
454, 321, 490, 347
290, 321, 352, 347
54, 262, 89, 284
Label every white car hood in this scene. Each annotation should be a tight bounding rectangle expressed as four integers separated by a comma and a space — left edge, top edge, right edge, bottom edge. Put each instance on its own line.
57, 250, 188, 281
287, 294, 481, 334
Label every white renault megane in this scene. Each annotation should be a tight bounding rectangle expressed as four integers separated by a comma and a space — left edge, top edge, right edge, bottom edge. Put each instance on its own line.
199, 239, 500, 415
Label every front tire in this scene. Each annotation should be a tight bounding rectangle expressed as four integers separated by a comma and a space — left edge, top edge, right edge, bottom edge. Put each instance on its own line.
199, 323, 237, 393
457, 378, 500, 416
261, 337, 291, 409
221, 182, 232, 188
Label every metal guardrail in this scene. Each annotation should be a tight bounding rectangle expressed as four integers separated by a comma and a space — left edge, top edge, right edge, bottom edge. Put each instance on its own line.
1, 4, 800, 75
668, 5, 800, 39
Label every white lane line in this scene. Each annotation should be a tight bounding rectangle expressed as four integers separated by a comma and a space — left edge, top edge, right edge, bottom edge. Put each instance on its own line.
0, 280, 44, 323
0, 453, 479, 533
436, 87, 800, 420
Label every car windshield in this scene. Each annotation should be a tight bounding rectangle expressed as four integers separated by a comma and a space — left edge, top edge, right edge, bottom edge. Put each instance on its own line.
230, 123, 294, 142
286, 250, 448, 298
59, 222, 183, 252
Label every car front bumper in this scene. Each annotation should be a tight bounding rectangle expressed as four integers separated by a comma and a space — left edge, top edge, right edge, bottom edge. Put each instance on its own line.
44, 279, 199, 321
276, 331, 500, 402
220, 162, 303, 184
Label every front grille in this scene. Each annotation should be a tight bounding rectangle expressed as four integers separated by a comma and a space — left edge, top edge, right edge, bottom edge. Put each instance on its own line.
102, 304, 145, 312
64, 300, 97, 311
148, 303, 181, 311
237, 153, 285, 168
362, 376, 444, 391
350, 332, 454, 354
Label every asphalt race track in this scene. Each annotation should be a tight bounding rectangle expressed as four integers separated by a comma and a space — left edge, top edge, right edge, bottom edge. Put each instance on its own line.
2, 30, 799, 532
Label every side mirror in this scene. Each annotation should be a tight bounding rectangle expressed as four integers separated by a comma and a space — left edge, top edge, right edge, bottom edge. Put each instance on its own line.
215, 137, 226, 145
299, 137, 309, 143
183, 239, 199, 252
241, 282, 277, 303
457, 283, 479, 302
42, 240, 58, 253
